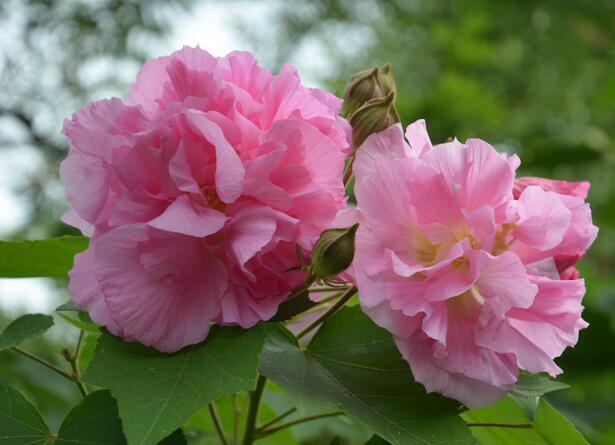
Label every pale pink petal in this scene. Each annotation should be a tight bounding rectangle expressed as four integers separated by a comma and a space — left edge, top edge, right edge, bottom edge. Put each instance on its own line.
405, 119, 433, 157
227, 206, 277, 268
186, 111, 245, 203
60, 151, 112, 225
515, 186, 571, 250
396, 336, 511, 408
61, 209, 94, 236
127, 46, 221, 115
471, 250, 537, 317
62, 98, 147, 160
68, 247, 122, 334
514, 177, 590, 199
464, 138, 515, 212
95, 225, 226, 352
149, 194, 226, 237
353, 124, 410, 178
507, 276, 587, 360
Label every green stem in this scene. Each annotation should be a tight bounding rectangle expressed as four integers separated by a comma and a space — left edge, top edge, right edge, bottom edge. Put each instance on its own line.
256, 412, 344, 438
230, 394, 240, 445
256, 407, 297, 433
11, 346, 74, 381
70, 331, 88, 397
309, 285, 351, 293
209, 403, 230, 445
242, 375, 267, 445
296, 286, 357, 339
62, 330, 88, 397
287, 275, 317, 300
467, 422, 533, 429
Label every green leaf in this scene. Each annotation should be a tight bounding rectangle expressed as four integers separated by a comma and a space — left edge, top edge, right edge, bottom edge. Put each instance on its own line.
366, 436, 391, 444
0, 236, 88, 278
0, 386, 129, 445
0, 314, 54, 351
511, 371, 570, 400
57, 313, 100, 334
55, 390, 127, 445
533, 399, 589, 445
260, 306, 477, 445
157, 429, 186, 445
461, 396, 589, 445
56, 301, 84, 312
0, 384, 50, 445
84, 324, 278, 445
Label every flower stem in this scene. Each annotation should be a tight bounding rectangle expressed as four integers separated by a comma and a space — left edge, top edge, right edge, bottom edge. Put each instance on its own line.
242, 375, 267, 445
256, 412, 344, 438
230, 394, 240, 444
11, 346, 74, 381
296, 286, 357, 340
256, 407, 297, 433
62, 330, 88, 397
308, 285, 351, 293
467, 422, 533, 429
209, 402, 230, 445
343, 156, 355, 185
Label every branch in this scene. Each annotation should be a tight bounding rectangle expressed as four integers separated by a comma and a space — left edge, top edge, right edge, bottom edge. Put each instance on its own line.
0, 107, 65, 156
256, 412, 344, 438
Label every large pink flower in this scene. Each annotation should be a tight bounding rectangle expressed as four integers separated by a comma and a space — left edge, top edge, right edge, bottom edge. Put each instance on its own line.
61, 47, 349, 352
352, 121, 598, 407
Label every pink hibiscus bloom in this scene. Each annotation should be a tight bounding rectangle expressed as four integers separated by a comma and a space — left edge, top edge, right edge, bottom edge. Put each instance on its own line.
352, 121, 598, 407
61, 47, 349, 352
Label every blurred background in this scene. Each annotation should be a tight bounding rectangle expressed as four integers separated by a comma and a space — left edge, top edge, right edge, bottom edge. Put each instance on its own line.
0, 0, 614, 443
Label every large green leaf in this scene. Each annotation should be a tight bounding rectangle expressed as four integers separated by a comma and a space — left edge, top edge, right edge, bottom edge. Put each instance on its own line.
54, 390, 126, 445
0, 314, 54, 351
157, 429, 187, 445
366, 436, 392, 444
0, 236, 88, 278
0, 385, 50, 445
260, 306, 477, 445
84, 325, 279, 445
533, 399, 590, 445
461, 396, 589, 445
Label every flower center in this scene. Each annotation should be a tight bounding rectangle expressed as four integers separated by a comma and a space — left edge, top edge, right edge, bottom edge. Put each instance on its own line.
446, 285, 484, 319
204, 188, 227, 212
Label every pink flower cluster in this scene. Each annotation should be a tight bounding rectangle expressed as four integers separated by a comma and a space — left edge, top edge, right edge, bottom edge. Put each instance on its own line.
352, 121, 598, 407
61, 47, 349, 352
62, 46, 598, 408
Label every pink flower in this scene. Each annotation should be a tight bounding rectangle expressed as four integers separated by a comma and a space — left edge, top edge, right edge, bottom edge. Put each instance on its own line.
61, 47, 349, 352
352, 121, 597, 407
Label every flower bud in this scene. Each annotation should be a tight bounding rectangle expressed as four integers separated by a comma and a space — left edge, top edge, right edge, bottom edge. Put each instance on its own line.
341, 64, 396, 119
309, 223, 359, 280
350, 91, 400, 148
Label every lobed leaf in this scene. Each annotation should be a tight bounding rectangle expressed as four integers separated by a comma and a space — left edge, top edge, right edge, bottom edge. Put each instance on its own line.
0, 385, 50, 445
510, 371, 570, 400
260, 306, 478, 445
461, 395, 588, 445
84, 324, 282, 445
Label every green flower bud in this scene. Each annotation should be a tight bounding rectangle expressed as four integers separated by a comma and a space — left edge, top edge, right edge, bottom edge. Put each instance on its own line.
309, 223, 359, 280
341, 64, 396, 119
350, 91, 400, 149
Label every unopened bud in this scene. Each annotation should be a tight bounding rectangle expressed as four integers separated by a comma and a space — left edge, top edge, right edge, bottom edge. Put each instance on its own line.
341, 64, 396, 119
310, 223, 359, 279
350, 91, 400, 148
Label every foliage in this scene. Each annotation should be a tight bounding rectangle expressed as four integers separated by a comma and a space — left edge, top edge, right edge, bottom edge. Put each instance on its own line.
0, 238, 593, 444
0, 1, 613, 444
